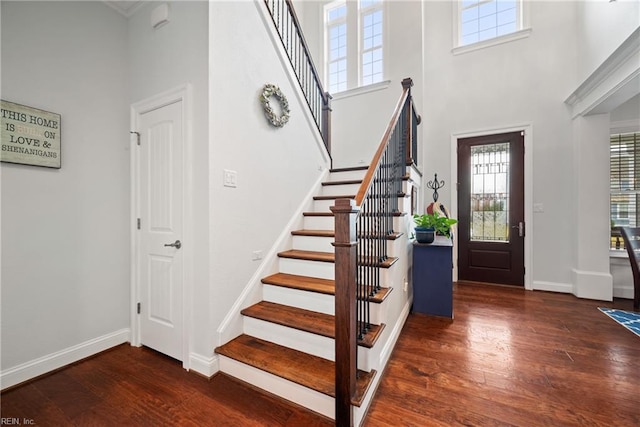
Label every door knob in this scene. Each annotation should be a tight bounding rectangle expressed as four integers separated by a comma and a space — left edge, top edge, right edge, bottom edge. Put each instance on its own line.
511, 222, 524, 237
164, 240, 182, 249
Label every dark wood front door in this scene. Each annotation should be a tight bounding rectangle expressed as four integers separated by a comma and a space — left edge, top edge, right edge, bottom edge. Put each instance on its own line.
457, 132, 525, 286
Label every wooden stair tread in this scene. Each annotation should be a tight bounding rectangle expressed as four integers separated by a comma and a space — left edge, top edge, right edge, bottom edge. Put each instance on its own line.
330, 166, 368, 173
278, 249, 335, 263
291, 229, 335, 237
303, 211, 406, 218
291, 229, 402, 240
278, 250, 398, 268
262, 273, 335, 295
313, 194, 356, 201
241, 301, 384, 349
322, 179, 363, 186
215, 334, 375, 405
261, 273, 393, 303
303, 211, 334, 217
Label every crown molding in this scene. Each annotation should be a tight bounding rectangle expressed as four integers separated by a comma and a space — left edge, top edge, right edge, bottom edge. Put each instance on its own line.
103, 1, 145, 18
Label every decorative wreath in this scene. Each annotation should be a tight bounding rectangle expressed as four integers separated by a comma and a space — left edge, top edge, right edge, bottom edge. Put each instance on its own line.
259, 84, 290, 128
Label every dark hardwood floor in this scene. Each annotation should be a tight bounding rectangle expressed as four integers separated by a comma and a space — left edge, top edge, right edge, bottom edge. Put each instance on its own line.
366, 282, 639, 426
2, 282, 638, 426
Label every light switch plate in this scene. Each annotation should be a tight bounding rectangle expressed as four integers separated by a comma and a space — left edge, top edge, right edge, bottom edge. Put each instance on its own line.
223, 169, 237, 188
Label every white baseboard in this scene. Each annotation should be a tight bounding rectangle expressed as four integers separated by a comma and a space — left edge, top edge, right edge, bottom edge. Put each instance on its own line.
189, 352, 219, 378
572, 268, 613, 301
378, 299, 411, 367
0, 328, 130, 391
613, 284, 635, 299
532, 280, 573, 294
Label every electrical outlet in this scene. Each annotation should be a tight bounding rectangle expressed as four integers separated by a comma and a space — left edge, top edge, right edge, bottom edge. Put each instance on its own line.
223, 169, 237, 188
252, 250, 263, 261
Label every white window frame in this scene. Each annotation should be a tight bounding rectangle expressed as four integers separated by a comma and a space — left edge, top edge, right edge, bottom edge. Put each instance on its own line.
326, 1, 348, 93
323, 0, 386, 95
452, 0, 531, 55
610, 119, 640, 257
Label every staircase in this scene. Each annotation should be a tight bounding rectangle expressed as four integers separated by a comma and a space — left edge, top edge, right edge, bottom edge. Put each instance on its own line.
215, 166, 414, 423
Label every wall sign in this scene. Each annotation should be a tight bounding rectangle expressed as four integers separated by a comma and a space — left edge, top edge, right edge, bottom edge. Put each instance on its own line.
1, 100, 61, 169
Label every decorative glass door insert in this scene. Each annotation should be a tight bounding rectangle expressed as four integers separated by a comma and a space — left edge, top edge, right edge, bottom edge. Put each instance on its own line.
470, 142, 510, 242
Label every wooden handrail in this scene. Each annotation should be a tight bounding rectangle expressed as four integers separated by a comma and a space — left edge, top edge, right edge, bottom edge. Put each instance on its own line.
284, 0, 330, 106
264, 0, 332, 153
333, 78, 420, 426
355, 78, 413, 205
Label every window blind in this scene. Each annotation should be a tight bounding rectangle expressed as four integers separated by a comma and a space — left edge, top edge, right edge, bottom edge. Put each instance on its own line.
611, 132, 640, 249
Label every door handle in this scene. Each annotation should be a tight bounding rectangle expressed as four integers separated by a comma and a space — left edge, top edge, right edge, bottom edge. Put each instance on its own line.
164, 240, 182, 249
511, 222, 524, 237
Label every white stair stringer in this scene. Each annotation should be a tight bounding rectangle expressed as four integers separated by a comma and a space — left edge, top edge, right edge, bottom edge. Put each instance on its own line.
217, 165, 417, 425
218, 355, 335, 419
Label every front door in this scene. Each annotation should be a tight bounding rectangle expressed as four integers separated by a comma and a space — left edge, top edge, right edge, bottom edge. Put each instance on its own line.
137, 100, 184, 360
457, 131, 525, 286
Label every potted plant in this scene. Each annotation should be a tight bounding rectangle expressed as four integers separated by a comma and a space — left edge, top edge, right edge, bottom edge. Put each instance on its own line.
413, 211, 457, 243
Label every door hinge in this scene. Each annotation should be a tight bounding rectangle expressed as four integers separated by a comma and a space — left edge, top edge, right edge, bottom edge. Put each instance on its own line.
130, 131, 140, 145
137, 218, 141, 230
137, 302, 141, 314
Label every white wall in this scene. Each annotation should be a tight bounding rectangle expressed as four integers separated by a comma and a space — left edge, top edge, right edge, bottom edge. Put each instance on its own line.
127, 0, 212, 367
297, 0, 424, 169
1, 1, 130, 375
577, 0, 640, 83
208, 1, 330, 347
423, 1, 579, 290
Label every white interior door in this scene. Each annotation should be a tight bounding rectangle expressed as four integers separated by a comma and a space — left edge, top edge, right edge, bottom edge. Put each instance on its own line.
137, 100, 184, 361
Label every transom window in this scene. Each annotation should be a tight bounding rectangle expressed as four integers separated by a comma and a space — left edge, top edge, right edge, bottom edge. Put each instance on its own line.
458, 0, 521, 47
325, 0, 384, 94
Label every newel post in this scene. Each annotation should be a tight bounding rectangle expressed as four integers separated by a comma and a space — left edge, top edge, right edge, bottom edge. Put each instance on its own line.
401, 78, 414, 165
331, 198, 358, 427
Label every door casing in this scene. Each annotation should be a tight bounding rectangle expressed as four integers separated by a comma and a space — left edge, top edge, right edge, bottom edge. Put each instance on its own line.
450, 124, 533, 290
130, 84, 193, 369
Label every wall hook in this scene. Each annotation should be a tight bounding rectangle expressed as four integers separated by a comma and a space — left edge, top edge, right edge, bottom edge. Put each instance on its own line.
427, 173, 445, 202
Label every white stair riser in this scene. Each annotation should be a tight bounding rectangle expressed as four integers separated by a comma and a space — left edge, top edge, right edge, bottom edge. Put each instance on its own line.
313, 198, 351, 212
290, 234, 403, 258
278, 257, 397, 287
262, 284, 385, 324
243, 317, 377, 371
320, 183, 361, 196
326, 170, 366, 182
292, 235, 334, 252
314, 196, 407, 212
303, 215, 334, 230
303, 215, 405, 231
263, 284, 334, 315
218, 356, 335, 419
279, 258, 335, 280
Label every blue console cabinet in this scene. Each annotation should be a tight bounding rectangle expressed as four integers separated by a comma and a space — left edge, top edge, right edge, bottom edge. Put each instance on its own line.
412, 237, 453, 318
